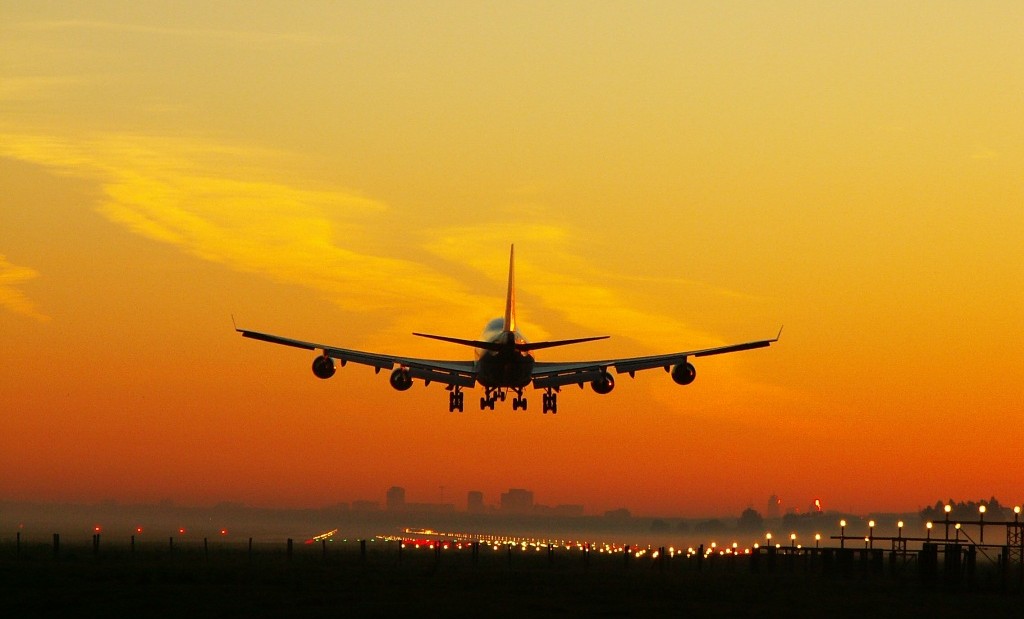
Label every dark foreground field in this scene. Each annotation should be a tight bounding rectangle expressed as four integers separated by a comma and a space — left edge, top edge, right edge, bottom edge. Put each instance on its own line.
1, 541, 1020, 617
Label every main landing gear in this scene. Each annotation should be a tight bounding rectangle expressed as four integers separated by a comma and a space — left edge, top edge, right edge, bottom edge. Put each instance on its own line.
448, 386, 465, 413
542, 388, 558, 414
479, 387, 507, 411
470, 387, 558, 413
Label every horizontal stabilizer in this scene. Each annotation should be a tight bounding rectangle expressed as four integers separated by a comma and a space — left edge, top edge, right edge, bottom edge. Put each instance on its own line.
414, 332, 608, 352
413, 332, 505, 352
516, 336, 609, 351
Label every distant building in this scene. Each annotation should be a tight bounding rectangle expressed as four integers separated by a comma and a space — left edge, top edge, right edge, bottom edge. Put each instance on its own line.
386, 486, 406, 511
604, 508, 631, 520
549, 504, 584, 517
352, 500, 380, 512
500, 488, 534, 514
467, 491, 484, 513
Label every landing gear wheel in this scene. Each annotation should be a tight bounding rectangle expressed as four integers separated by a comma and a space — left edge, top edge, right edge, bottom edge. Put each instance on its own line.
542, 392, 558, 414
448, 390, 465, 412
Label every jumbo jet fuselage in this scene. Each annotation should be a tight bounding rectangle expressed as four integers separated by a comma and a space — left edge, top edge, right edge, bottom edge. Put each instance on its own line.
475, 318, 534, 388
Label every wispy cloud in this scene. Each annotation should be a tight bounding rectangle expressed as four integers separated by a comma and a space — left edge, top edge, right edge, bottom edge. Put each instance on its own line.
13, 19, 325, 47
0, 132, 484, 334
0, 254, 49, 322
0, 76, 86, 102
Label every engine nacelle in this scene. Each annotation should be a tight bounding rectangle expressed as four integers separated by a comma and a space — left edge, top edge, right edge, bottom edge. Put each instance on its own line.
312, 355, 336, 379
389, 367, 413, 391
671, 362, 696, 385
590, 371, 615, 395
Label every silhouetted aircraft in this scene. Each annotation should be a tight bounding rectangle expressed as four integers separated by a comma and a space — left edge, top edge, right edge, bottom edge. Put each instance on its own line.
236, 246, 780, 414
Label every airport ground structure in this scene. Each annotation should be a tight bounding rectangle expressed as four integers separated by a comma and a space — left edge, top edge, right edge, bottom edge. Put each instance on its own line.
2, 511, 1021, 617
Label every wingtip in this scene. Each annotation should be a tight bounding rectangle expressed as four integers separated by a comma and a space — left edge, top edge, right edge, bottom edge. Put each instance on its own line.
775, 325, 784, 340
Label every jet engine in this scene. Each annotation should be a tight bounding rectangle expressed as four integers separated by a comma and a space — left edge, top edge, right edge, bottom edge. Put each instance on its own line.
671, 362, 696, 385
590, 371, 615, 394
312, 355, 336, 379
389, 367, 413, 391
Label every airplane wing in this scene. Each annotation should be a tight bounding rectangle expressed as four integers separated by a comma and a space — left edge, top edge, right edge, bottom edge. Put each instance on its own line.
237, 328, 477, 388
530, 330, 781, 389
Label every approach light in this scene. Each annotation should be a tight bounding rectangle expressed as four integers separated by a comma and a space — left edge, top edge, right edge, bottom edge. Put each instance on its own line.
944, 504, 952, 514
839, 519, 847, 527
897, 520, 904, 529
868, 520, 875, 528
1015, 506, 1021, 514
955, 523, 961, 530
979, 505, 987, 514
926, 522, 933, 529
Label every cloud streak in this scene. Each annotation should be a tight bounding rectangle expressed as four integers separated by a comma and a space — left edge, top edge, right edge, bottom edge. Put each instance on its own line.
0, 132, 486, 334
0, 254, 49, 322
13, 19, 325, 47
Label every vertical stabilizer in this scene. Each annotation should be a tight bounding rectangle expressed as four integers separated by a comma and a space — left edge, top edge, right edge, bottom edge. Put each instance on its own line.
504, 244, 516, 333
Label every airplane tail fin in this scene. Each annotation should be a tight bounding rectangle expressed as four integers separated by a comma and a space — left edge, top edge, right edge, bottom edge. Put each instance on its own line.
412, 244, 609, 352
504, 244, 516, 333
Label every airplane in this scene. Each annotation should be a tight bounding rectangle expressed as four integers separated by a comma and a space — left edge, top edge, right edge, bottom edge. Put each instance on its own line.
235, 246, 780, 414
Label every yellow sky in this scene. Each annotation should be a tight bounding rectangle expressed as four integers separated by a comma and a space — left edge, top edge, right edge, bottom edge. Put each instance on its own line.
1, 1, 1021, 517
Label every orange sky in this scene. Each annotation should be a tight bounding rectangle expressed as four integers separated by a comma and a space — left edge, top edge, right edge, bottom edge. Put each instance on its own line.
1, 1, 1021, 517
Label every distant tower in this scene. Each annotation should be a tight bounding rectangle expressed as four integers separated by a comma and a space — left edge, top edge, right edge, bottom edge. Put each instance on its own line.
767, 493, 781, 519
500, 488, 534, 514
467, 491, 484, 513
386, 486, 406, 511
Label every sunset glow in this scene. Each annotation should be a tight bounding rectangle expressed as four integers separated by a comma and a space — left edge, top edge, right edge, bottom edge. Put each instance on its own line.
1, 2, 1021, 517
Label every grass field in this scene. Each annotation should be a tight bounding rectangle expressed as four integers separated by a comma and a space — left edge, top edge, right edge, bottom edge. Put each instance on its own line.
1, 540, 1020, 617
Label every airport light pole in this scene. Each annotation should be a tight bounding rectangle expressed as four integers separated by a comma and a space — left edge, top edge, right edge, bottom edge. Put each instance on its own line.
979, 505, 986, 543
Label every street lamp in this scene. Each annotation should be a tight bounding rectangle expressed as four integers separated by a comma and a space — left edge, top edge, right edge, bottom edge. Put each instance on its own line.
944, 504, 952, 539
840, 519, 847, 549
926, 521, 933, 541
979, 505, 986, 542
897, 520, 904, 539
815, 533, 821, 549
868, 520, 875, 549
1015, 506, 1021, 523
955, 522, 961, 542
790, 533, 796, 549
